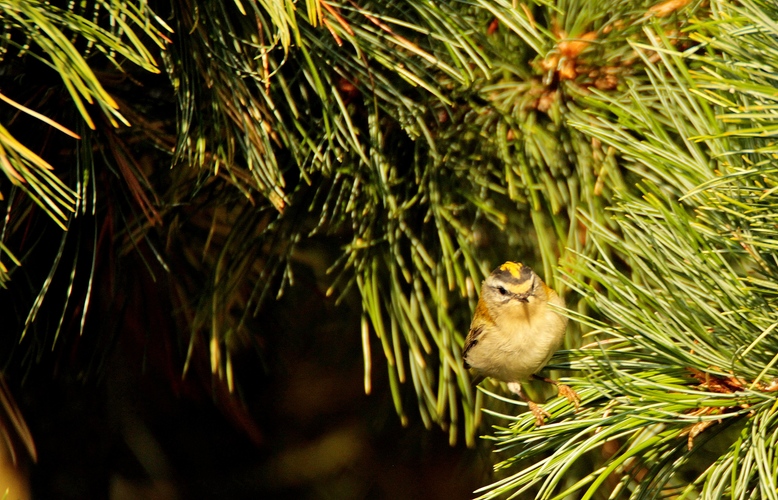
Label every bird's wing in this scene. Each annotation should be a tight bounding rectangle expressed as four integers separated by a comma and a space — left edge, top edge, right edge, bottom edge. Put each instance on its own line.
462, 324, 483, 368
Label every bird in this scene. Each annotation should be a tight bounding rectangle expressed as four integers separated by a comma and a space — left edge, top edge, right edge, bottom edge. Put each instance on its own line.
463, 261, 578, 425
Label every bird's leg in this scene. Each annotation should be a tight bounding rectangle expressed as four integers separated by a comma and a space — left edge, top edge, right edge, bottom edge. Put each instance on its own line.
507, 382, 551, 426
533, 375, 580, 410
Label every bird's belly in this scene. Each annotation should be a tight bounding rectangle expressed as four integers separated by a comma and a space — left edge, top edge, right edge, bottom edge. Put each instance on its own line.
468, 317, 564, 383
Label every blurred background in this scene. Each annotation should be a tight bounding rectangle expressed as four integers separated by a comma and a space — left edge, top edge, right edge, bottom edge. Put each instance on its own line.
3, 253, 491, 498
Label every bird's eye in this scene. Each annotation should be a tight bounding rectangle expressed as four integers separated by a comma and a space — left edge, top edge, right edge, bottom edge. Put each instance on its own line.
497, 286, 508, 296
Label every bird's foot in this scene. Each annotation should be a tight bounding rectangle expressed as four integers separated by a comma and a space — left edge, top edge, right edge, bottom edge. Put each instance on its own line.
527, 401, 552, 426
533, 375, 581, 411
507, 382, 552, 426
557, 383, 581, 410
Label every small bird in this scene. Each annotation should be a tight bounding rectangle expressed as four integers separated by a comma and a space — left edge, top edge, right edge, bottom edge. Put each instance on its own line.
463, 261, 578, 425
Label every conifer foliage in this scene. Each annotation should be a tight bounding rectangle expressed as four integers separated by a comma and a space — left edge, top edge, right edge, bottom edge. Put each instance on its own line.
1, 0, 777, 497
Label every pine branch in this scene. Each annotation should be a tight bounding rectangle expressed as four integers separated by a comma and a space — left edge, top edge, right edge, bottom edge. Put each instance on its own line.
479, 0, 778, 497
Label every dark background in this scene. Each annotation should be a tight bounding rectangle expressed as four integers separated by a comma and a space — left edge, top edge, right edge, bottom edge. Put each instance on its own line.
9, 256, 491, 499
